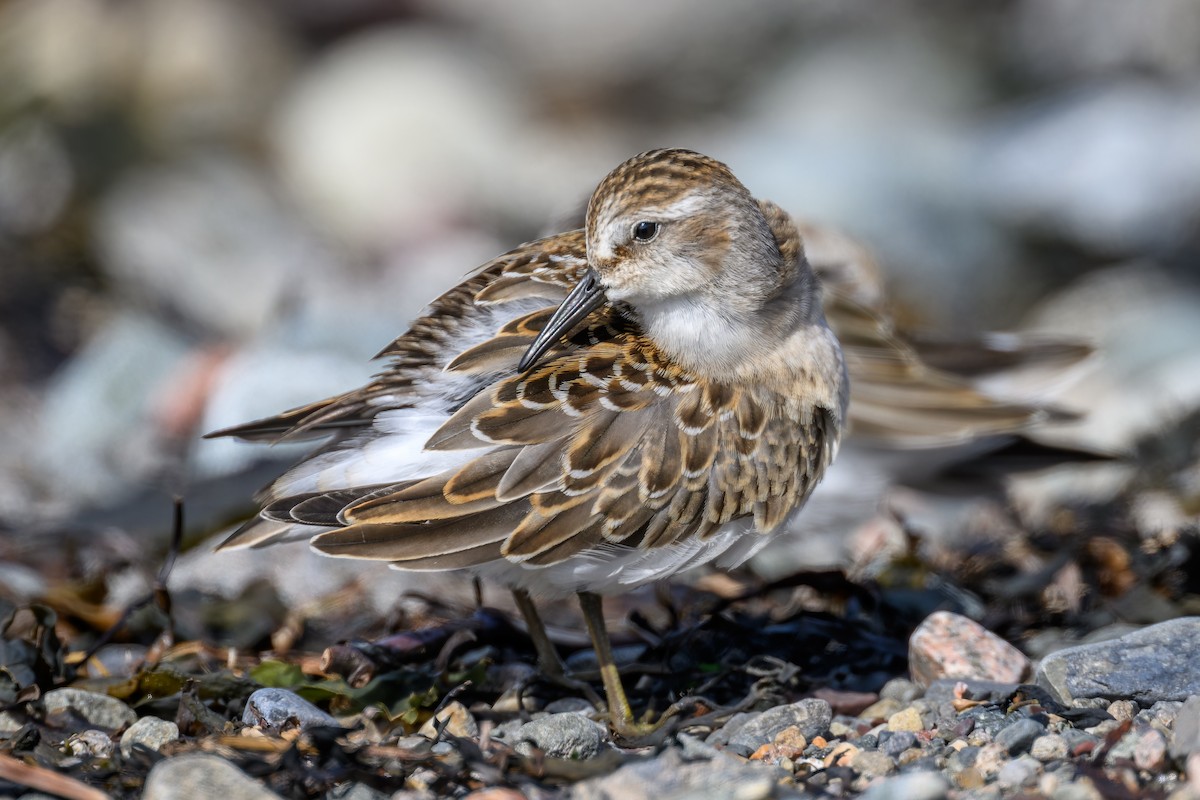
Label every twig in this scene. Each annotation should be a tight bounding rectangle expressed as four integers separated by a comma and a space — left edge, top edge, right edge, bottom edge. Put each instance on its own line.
0, 753, 111, 800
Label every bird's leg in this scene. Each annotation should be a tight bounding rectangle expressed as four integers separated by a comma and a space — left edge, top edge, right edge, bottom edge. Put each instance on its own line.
511, 588, 603, 708
577, 590, 671, 741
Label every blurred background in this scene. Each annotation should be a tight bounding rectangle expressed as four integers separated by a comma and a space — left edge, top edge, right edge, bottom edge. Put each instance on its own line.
1, 0, 1198, 614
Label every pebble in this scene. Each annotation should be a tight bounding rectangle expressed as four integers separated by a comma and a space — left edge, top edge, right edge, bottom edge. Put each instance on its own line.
882, 730, 917, 756
908, 611, 1031, 687
417, 701, 478, 740
850, 749, 895, 777
858, 697, 904, 722
1134, 728, 1170, 771
879, 677, 922, 703
43, 688, 137, 731
325, 783, 390, 800
571, 748, 782, 800
997, 754, 1041, 788
1170, 695, 1200, 760
722, 698, 832, 757
142, 753, 282, 800
513, 712, 606, 759
858, 772, 950, 800
120, 716, 180, 759
242, 688, 339, 731
887, 707, 924, 732
1036, 618, 1200, 706
1107, 699, 1139, 722
1031, 733, 1069, 762
995, 717, 1045, 755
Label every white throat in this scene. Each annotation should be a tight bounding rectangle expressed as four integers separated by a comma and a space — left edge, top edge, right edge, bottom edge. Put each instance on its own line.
640, 295, 769, 377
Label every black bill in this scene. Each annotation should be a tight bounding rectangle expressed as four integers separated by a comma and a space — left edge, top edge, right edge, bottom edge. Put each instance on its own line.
518, 270, 606, 372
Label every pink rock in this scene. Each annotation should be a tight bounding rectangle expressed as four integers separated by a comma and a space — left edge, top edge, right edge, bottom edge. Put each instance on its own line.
908, 611, 1031, 687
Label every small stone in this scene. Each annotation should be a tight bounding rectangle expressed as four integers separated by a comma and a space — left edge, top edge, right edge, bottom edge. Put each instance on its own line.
543, 697, 596, 714
242, 688, 338, 731
829, 720, 856, 738
65, 729, 115, 759
859, 772, 950, 800
143, 753, 281, 800
850, 749, 895, 777
462, 789, 528, 800
1036, 618, 1200, 706
417, 701, 478, 740
1107, 700, 1138, 722
772, 725, 807, 757
997, 755, 1040, 788
1030, 733, 1069, 762
897, 748, 925, 766
1052, 778, 1105, 800
973, 743, 1008, 778
879, 677, 922, 703
995, 717, 1044, 755
882, 731, 917, 756
909, 611, 1030, 687
887, 707, 924, 732
120, 716, 180, 759
1170, 695, 1200, 760
1133, 727, 1169, 771
514, 713, 606, 759
955, 767, 985, 789
43, 688, 137, 731
724, 698, 831, 757
325, 783, 391, 800
571, 748, 784, 800
859, 697, 904, 722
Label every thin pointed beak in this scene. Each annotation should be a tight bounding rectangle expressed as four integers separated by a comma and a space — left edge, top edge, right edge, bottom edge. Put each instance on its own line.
519, 271, 606, 372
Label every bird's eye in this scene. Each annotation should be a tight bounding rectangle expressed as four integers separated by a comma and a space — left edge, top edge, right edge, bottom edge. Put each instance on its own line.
631, 221, 660, 242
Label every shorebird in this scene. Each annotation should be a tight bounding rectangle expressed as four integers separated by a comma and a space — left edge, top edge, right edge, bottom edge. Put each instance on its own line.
209, 148, 850, 738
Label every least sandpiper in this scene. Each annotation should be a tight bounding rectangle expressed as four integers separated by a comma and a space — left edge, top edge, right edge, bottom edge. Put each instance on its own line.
209, 148, 849, 737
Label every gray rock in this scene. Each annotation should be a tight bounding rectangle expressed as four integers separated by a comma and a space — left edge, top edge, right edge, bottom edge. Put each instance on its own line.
1169, 694, 1200, 760
570, 747, 783, 800
514, 713, 606, 759
995, 717, 1044, 755
1036, 617, 1200, 706
882, 730, 918, 757
859, 772, 950, 800
1030, 733, 1069, 762
851, 749, 895, 777
879, 677, 922, 703
242, 688, 339, 731
143, 753, 282, 800
723, 698, 832, 757
924, 678, 1019, 706
120, 716, 180, 758
544, 697, 597, 715
323, 783, 390, 800
996, 754, 1040, 788
43, 688, 137, 731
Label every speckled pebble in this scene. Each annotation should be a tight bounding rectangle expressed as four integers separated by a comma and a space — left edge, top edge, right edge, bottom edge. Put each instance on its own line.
1134, 727, 1169, 771
887, 707, 924, 732
1107, 699, 1139, 722
995, 718, 1044, 755
43, 688, 137, 731
851, 749, 896, 777
1030, 733, 1069, 762
120, 716, 180, 759
909, 611, 1030, 687
996, 754, 1041, 788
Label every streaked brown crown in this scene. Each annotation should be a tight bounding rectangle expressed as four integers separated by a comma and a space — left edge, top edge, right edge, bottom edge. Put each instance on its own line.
584, 148, 748, 232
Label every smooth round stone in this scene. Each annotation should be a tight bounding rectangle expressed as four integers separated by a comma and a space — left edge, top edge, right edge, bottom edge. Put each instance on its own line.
514, 713, 606, 759
43, 688, 137, 731
120, 716, 180, 759
242, 688, 338, 731
142, 753, 281, 800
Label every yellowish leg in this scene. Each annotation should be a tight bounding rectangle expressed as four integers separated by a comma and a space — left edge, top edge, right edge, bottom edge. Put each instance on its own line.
577, 590, 666, 740
512, 588, 603, 708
